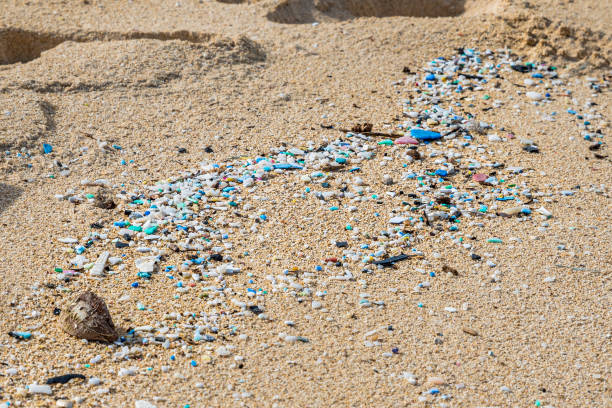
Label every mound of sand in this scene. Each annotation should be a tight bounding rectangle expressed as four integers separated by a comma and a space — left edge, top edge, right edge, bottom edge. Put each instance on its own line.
486, 13, 611, 68
0, 34, 265, 92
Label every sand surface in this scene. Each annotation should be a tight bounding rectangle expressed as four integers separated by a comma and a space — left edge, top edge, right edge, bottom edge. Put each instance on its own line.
0, 0, 610, 407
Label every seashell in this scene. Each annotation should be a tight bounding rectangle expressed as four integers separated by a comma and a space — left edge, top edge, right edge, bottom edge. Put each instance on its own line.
62, 291, 118, 342
93, 187, 116, 210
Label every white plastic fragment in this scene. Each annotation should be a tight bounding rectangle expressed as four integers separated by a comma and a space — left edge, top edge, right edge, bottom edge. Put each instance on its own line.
135, 256, 159, 273
526, 91, 544, 101
536, 206, 552, 218
134, 401, 157, 408
28, 384, 52, 394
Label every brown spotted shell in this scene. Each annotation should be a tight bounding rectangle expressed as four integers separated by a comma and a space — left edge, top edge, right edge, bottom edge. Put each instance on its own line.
61, 291, 118, 342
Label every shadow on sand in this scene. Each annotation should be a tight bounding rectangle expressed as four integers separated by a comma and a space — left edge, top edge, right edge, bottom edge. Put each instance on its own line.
0, 183, 23, 215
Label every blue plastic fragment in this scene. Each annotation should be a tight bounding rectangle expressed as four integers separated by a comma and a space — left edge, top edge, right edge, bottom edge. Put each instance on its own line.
43, 143, 53, 154
411, 129, 442, 140
9, 331, 32, 340
273, 163, 303, 170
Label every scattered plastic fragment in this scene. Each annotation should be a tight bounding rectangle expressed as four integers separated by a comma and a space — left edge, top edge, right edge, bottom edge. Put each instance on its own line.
373, 254, 411, 267
46, 373, 86, 384
410, 129, 441, 141
8, 331, 32, 340
395, 135, 419, 145
28, 384, 52, 395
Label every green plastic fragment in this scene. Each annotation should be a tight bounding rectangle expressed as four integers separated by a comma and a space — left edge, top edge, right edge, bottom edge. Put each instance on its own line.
487, 238, 503, 243
128, 225, 143, 232
144, 226, 158, 234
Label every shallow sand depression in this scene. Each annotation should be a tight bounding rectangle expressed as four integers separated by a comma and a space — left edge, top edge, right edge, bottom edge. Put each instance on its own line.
0, 0, 610, 407
265, 0, 505, 24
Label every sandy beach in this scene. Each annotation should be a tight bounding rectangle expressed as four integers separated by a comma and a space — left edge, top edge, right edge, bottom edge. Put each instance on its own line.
0, 0, 610, 406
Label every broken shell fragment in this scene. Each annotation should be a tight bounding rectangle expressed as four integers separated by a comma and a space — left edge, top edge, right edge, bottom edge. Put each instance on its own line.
90, 251, 109, 276
62, 291, 118, 342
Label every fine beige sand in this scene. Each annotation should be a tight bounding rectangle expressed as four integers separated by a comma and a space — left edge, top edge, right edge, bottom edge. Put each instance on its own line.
0, 0, 610, 407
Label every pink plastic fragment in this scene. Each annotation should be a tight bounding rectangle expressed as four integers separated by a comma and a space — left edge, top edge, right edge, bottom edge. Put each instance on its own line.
472, 173, 488, 183
394, 136, 419, 145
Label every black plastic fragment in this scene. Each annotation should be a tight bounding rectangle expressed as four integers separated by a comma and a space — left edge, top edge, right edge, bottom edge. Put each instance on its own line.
511, 64, 531, 73
248, 305, 263, 315
46, 373, 86, 385
209, 254, 223, 262
523, 145, 540, 153
335, 241, 348, 248
373, 254, 410, 267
